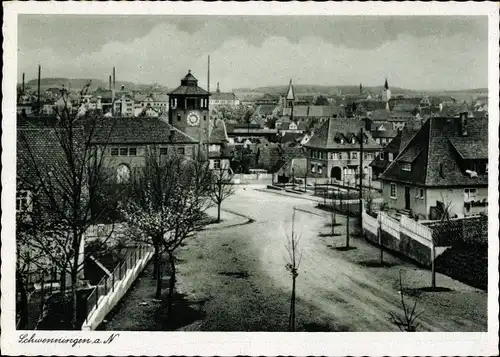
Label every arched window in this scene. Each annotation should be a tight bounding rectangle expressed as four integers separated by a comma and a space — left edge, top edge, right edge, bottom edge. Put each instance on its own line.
117, 164, 131, 184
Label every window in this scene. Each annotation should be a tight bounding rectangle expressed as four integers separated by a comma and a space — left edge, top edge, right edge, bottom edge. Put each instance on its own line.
318, 165, 323, 174
365, 152, 373, 160
464, 188, 477, 201
379, 152, 385, 160
331, 152, 340, 160
177, 147, 185, 155
351, 138, 356, 144
177, 114, 181, 121
119, 148, 128, 156
416, 188, 424, 199
111, 148, 119, 156
311, 164, 316, 173
390, 183, 397, 199
128, 147, 137, 156
16, 190, 32, 212
159, 147, 168, 155
213, 159, 221, 169
209, 144, 221, 153
388, 153, 394, 162
351, 152, 358, 159
401, 163, 411, 171
116, 164, 131, 184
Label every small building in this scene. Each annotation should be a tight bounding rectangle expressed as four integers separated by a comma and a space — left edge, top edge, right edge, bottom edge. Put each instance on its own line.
379, 114, 488, 219
208, 118, 232, 173
92, 117, 200, 182
209, 83, 240, 107
303, 118, 381, 184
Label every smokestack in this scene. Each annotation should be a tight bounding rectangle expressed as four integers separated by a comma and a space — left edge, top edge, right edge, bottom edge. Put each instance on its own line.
37, 65, 41, 114
112, 67, 116, 116
207, 55, 210, 93
109, 75, 112, 90
217, 82, 220, 93
22, 72, 25, 93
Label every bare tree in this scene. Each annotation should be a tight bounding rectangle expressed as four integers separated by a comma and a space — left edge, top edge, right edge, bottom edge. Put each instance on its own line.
120, 150, 212, 315
17, 83, 117, 329
209, 165, 235, 222
389, 270, 423, 332
285, 208, 303, 332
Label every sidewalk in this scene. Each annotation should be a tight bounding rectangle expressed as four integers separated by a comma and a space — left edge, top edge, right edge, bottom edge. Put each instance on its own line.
254, 187, 382, 205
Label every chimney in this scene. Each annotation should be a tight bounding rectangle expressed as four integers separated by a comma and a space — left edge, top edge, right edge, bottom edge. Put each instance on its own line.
207, 55, 210, 93
460, 112, 468, 136
217, 82, 220, 93
169, 129, 176, 142
109, 75, 112, 90
121, 85, 125, 91
112, 67, 116, 116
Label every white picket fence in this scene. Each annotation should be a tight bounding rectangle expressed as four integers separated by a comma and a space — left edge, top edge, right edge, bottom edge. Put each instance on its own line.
362, 210, 433, 248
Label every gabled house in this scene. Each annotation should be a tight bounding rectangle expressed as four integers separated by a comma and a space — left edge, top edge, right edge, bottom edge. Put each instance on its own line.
379, 114, 488, 219
92, 117, 200, 181
303, 118, 381, 184
208, 118, 232, 172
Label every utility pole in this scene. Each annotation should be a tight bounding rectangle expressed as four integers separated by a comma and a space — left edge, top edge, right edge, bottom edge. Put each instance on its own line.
359, 127, 364, 234
207, 55, 210, 93
37, 65, 41, 114
112, 67, 116, 116
22, 72, 25, 93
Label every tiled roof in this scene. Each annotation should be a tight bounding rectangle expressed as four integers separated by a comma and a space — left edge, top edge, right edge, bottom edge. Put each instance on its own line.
256, 104, 278, 116
370, 109, 391, 121
449, 137, 488, 159
304, 118, 381, 150
17, 127, 73, 188
211, 92, 238, 101
282, 105, 337, 118
168, 85, 210, 96
355, 100, 387, 112
380, 116, 488, 186
371, 130, 399, 139
392, 103, 418, 112
209, 119, 229, 144
92, 117, 198, 144
153, 94, 169, 102
369, 133, 402, 170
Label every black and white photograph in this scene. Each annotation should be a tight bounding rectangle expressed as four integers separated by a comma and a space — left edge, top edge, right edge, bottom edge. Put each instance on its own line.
2, 2, 499, 356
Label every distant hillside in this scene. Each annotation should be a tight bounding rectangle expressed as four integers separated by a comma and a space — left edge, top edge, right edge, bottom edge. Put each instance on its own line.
23, 78, 167, 92
235, 85, 423, 96
234, 85, 488, 97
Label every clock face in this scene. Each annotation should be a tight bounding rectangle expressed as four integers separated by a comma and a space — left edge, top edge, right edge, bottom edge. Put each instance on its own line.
187, 112, 200, 126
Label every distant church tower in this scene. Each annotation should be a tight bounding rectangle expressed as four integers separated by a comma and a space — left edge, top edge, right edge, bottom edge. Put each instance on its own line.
168, 70, 210, 150
285, 79, 295, 108
382, 78, 391, 111
382, 78, 391, 102
285, 79, 295, 120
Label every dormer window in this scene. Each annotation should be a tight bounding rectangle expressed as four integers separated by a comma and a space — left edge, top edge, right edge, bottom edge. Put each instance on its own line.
351, 138, 356, 144
401, 162, 411, 171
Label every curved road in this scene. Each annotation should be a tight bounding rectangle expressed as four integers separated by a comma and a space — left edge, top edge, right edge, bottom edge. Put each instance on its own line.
195, 186, 487, 332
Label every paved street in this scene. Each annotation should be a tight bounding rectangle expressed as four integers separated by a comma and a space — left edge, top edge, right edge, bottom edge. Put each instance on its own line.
105, 186, 487, 332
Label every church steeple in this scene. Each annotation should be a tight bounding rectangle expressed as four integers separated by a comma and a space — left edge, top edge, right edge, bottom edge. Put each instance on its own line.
382, 77, 391, 103
286, 79, 295, 101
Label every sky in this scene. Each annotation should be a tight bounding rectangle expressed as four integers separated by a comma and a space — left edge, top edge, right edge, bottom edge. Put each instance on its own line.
17, 15, 488, 91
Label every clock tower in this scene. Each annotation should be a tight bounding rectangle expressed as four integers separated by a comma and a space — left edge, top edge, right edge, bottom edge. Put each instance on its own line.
168, 70, 211, 152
